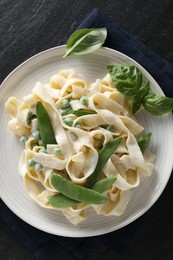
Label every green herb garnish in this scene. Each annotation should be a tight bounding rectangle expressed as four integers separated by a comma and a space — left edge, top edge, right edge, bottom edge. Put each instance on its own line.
142, 93, 173, 116
107, 64, 142, 96
64, 28, 107, 57
108, 64, 173, 116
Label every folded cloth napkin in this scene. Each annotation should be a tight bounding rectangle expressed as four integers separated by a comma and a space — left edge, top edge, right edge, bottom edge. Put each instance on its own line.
77, 9, 173, 97
1, 8, 173, 260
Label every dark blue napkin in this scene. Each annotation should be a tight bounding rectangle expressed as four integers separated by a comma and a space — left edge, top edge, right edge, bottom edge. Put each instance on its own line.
77, 9, 173, 98
1, 8, 173, 260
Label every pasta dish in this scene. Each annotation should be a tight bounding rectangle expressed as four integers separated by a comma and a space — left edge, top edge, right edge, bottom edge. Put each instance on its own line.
5, 69, 155, 225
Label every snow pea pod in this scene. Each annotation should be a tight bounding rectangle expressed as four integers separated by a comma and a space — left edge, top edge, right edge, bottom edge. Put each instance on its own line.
137, 132, 152, 153
50, 173, 108, 205
48, 194, 79, 208
86, 137, 122, 187
72, 109, 96, 117
90, 176, 116, 193
36, 101, 57, 148
48, 176, 116, 208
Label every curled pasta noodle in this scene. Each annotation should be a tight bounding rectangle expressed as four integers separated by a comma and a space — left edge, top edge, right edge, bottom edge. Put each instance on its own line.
5, 97, 21, 118
5, 69, 155, 225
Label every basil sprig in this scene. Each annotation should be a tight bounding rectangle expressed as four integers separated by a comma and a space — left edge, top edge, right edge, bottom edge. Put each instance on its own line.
108, 64, 173, 116
64, 28, 107, 57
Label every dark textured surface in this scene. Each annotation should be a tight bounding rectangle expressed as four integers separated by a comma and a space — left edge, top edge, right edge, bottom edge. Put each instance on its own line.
0, 0, 173, 259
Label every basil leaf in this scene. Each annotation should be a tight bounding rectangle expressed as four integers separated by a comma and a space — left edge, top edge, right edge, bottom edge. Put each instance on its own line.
132, 81, 150, 114
137, 132, 152, 153
142, 93, 173, 115
64, 28, 107, 57
107, 65, 142, 96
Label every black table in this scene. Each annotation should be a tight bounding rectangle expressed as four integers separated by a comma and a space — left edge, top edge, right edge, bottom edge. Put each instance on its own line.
1, 1, 173, 259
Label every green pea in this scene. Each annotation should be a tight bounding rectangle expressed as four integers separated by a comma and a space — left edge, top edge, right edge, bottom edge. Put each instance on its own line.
53, 147, 61, 155
80, 96, 88, 105
63, 117, 73, 126
34, 163, 43, 172
60, 99, 70, 109
28, 159, 36, 168
74, 123, 82, 128
50, 173, 108, 204
60, 107, 72, 116
20, 136, 28, 144
86, 137, 122, 187
36, 102, 57, 149
39, 148, 47, 153
32, 130, 40, 139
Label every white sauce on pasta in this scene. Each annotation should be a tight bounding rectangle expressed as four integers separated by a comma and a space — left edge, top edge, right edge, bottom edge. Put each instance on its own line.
5, 69, 155, 225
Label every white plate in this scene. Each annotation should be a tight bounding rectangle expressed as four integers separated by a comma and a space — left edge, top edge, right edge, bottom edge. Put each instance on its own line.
0, 45, 173, 237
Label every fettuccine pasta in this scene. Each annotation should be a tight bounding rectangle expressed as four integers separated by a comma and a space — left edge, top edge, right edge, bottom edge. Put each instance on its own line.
5, 69, 155, 225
